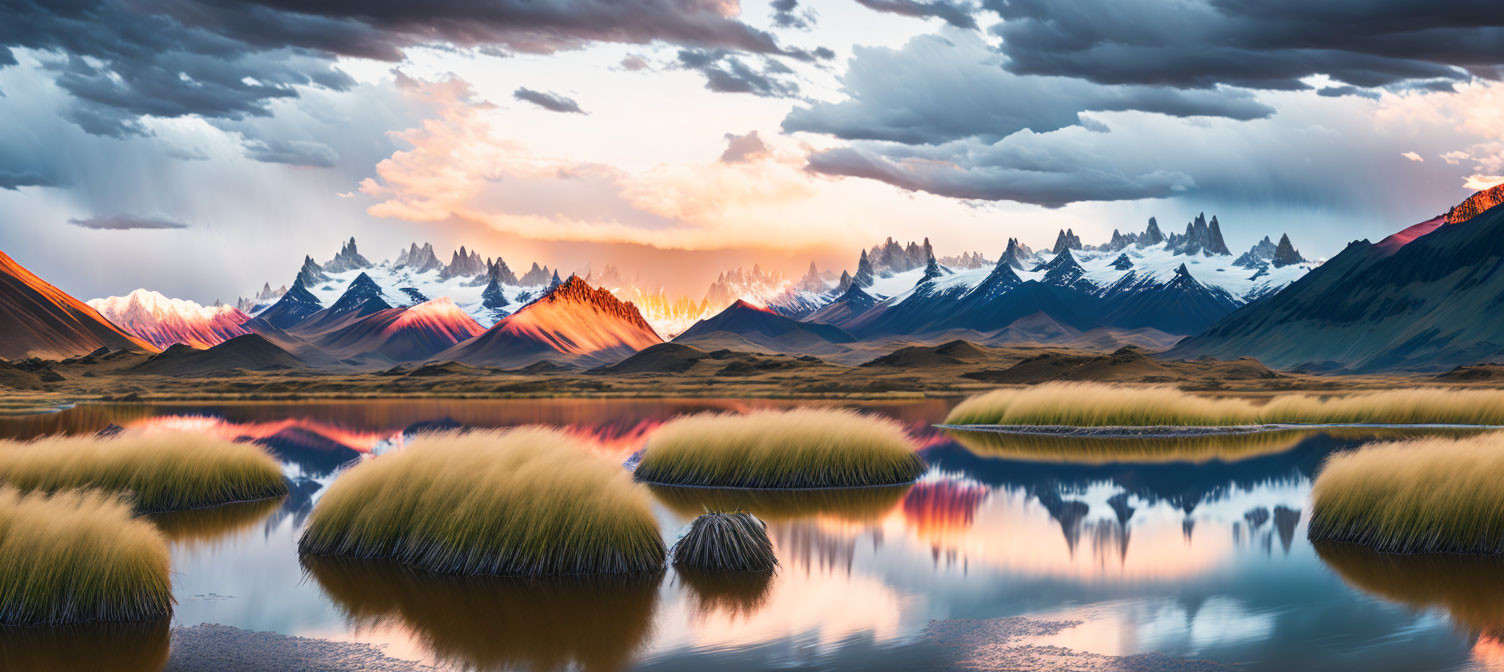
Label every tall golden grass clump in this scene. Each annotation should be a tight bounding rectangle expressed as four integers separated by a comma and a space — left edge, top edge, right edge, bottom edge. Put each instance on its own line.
0, 487, 173, 625
1309, 434, 1504, 554
0, 430, 286, 511
944, 383, 1504, 427
299, 428, 666, 576
634, 409, 926, 489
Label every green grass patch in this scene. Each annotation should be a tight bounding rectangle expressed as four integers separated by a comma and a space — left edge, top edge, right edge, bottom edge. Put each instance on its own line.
634, 408, 926, 489
1309, 434, 1504, 554
0, 487, 173, 626
0, 430, 287, 512
299, 428, 666, 576
671, 511, 777, 573
945, 383, 1504, 427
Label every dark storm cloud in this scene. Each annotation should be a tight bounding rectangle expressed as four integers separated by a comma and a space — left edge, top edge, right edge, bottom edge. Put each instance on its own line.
855, 0, 977, 30
772, 0, 812, 29
1, 0, 808, 136
783, 34, 1273, 145
513, 87, 586, 114
677, 49, 802, 98
805, 143, 1193, 208
0, 169, 57, 191
1317, 85, 1381, 100
68, 214, 190, 230
985, 0, 1504, 91
240, 137, 339, 167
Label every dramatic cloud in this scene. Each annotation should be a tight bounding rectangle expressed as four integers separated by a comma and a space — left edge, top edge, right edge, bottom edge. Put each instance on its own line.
237, 138, 339, 167
856, 0, 978, 29
513, 88, 586, 114
772, 0, 813, 29
69, 214, 189, 230
0, 169, 56, 191
986, 0, 1504, 92
784, 33, 1274, 145
0, 0, 802, 136
677, 49, 802, 98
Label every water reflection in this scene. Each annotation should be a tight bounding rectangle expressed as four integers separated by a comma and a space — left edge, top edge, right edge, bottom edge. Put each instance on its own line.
0, 621, 170, 672
2, 401, 1501, 671
650, 484, 911, 523
303, 557, 662, 672
147, 496, 285, 550
1318, 542, 1504, 637
676, 569, 775, 622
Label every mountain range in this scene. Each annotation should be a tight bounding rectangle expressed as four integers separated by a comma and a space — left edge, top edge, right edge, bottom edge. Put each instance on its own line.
1172, 183, 1504, 372
28, 204, 1479, 374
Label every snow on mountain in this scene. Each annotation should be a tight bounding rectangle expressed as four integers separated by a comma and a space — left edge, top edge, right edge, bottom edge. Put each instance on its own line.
88, 288, 253, 349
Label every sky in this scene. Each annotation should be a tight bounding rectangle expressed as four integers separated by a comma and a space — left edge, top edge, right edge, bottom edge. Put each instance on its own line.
2, 0, 1504, 303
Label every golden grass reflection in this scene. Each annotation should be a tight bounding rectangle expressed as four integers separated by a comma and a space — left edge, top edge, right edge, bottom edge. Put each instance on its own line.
145, 496, 284, 550
649, 483, 911, 523
0, 620, 169, 672
302, 556, 661, 672
1317, 542, 1504, 637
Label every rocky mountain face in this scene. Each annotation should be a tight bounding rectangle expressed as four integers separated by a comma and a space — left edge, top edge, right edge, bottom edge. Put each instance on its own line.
1137, 217, 1165, 247
939, 251, 990, 269
323, 237, 372, 273
0, 249, 158, 359
999, 238, 1032, 269
440, 246, 486, 279
1166, 213, 1232, 256
1052, 229, 1084, 254
1172, 188, 1504, 371
519, 262, 554, 286
295, 256, 328, 287
1445, 182, 1504, 224
1234, 236, 1278, 268
866, 237, 929, 276
1271, 234, 1306, 267
394, 242, 445, 273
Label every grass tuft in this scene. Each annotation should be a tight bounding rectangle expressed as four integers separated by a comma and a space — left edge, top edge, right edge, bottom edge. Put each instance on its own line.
1309, 434, 1504, 554
671, 511, 777, 573
0, 430, 287, 512
945, 383, 1504, 427
0, 487, 173, 626
299, 428, 666, 576
634, 408, 926, 489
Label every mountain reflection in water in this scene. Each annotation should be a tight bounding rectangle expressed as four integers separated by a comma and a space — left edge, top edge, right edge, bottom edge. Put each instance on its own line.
0, 401, 1497, 671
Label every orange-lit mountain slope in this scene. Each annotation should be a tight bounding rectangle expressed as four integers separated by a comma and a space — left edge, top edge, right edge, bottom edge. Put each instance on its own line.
438, 276, 662, 368
0, 249, 157, 359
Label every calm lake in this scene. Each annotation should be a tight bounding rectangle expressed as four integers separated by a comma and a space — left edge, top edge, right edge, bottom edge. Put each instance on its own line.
0, 399, 1498, 672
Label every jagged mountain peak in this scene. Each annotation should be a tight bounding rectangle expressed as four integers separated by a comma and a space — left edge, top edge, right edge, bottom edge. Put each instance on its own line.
1446, 181, 1504, 224
324, 237, 372, 273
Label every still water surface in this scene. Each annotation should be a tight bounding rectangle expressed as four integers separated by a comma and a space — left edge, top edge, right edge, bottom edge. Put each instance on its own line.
0, 399, 1499, 671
